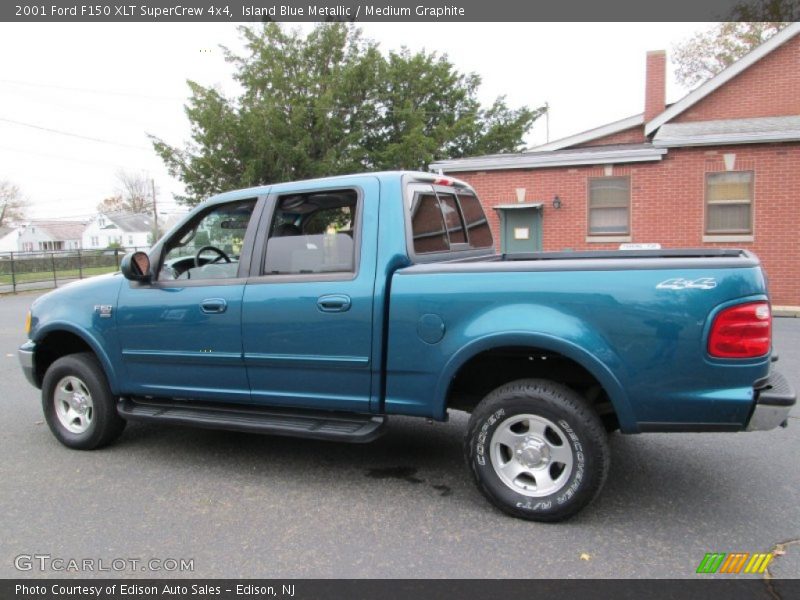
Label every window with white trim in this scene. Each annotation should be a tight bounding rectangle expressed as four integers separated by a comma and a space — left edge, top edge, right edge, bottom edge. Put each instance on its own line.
588, 177, 630, 235
705, 171, 753, 234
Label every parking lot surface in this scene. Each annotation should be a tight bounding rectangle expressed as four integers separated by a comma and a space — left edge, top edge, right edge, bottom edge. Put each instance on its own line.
1, 291, 797, 579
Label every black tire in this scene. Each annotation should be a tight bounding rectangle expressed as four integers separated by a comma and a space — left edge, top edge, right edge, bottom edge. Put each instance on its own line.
41, 352, 126, 450
465, 379, 609, 522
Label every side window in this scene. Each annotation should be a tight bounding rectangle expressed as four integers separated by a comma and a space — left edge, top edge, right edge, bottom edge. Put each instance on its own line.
159, 199, 256, 281
456, 192, 493, 249
264, 190, 358, 275
411, 192, 449, 254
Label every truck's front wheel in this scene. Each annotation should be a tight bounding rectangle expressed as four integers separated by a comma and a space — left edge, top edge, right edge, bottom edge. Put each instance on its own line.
42, 353, 126, 450
465, 379, 609, 522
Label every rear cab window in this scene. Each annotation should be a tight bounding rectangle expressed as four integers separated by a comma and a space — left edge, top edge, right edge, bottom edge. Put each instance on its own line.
407, 180, 493, 261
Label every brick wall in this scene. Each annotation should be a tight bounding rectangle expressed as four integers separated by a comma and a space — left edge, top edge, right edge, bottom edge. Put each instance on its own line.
644, 50, 667, 123
454, 142, 800, 306
674, 34, 800, 123
573, 125, 646, 147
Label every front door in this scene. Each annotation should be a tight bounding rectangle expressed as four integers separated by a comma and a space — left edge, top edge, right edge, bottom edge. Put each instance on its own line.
241, 180, 378, 413
116, 198, 261, 403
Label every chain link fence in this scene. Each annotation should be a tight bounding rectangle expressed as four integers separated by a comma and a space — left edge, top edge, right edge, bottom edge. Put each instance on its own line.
0, 248, 146, 294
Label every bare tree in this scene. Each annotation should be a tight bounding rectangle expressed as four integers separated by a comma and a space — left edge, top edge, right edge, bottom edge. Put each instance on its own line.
96, 194, 125, 214
0, 180, 28, 227
671, 0, 797, 89
96, 170, 155, 214
672, 21, 790, 88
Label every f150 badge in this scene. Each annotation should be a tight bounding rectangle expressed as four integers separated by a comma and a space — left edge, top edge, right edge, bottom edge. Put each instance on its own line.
656, 277, 717, 290
94, 305, 113, 318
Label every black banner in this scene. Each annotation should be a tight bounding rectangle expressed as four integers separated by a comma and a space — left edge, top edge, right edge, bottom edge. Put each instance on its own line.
4, 579, 800, 600
5, 0, 800, 22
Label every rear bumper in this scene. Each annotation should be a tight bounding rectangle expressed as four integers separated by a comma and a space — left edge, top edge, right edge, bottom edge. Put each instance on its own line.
18, 341, 37, 388
746, 370, 795, 431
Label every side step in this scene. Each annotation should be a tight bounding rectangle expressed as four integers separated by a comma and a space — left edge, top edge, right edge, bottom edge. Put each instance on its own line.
118, 398, 386, 443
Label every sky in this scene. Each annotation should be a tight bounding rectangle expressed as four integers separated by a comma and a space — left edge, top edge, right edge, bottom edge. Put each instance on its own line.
0, 21, 713, 221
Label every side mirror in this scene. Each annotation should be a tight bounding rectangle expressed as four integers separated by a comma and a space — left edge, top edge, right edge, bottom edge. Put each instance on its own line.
120, 251, 152, 282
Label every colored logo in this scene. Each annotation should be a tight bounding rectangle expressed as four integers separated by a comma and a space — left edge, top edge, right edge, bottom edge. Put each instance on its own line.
696, 552, 773, 574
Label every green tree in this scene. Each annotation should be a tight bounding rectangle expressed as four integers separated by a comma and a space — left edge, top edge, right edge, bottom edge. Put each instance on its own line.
152, 23, 543, 205
672, 1, 795, 88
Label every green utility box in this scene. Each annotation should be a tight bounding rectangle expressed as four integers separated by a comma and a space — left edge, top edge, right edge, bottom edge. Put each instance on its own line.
493, 203, 543, 254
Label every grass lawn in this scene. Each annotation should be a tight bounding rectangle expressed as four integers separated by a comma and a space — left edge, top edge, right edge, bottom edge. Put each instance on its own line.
0, 265, 119, 286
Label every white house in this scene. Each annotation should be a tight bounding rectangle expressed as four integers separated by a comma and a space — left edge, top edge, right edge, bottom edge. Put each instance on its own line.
17, 221, 86, 253
0, 226, 19, 252
82, 212, 153, 250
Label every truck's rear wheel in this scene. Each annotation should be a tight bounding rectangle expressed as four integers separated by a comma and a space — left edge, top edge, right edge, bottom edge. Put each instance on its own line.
465, 379, 609, 522
42, 353, 126, 450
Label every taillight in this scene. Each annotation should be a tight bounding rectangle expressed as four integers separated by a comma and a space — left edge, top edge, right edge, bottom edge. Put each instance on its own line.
708, 302, 771, 358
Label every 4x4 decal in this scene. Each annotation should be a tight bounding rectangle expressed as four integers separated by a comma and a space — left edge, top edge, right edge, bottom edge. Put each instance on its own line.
656, 277, 718, 290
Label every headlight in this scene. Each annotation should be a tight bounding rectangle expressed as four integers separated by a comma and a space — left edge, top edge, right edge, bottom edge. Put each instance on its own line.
24, 310, 31, 336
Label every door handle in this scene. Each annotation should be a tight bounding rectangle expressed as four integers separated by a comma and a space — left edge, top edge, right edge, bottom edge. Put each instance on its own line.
317, 294, 351, 313
200, 298, 227, 314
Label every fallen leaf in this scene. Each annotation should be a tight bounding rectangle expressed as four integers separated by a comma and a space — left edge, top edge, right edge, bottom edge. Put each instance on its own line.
35, 421, 43, 425
580, 553, 591, 561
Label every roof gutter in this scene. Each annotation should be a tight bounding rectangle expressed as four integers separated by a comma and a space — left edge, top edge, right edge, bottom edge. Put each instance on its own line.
653, 130, 800, 148
430, 147, 667, 173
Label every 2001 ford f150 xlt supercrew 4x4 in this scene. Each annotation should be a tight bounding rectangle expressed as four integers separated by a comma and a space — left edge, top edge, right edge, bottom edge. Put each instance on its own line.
19, 171, 796, 521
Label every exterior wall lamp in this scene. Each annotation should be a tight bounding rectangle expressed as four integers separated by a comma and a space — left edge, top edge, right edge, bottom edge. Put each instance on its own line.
552, 195, 563, 210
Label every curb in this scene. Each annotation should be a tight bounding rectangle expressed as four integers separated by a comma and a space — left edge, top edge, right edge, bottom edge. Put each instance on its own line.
773, 306, 800, 318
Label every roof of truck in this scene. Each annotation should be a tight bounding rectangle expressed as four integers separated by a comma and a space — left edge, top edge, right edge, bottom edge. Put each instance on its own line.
202, 171, 471, 206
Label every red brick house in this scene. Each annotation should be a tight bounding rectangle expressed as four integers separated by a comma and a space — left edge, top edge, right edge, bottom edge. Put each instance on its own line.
431, 23, 800, 306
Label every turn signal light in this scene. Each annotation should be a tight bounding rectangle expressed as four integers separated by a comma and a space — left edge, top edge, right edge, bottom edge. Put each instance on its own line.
708, 302, 771, 358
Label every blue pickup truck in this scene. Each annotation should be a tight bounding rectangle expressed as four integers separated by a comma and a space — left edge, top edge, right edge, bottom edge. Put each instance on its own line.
18, 171, 795, 521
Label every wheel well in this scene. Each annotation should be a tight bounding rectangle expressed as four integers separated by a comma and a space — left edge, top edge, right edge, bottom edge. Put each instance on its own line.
34, 331, 94, 387
446, 346, 619, 431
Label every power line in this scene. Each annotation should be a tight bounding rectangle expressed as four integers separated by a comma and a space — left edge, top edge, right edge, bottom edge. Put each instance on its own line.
0, 79, 185, 102
25, 208, 189, 222
0, 145, 132, 169
0, 117, 153, 151
0, 117, 233, 183
1, 79, 537, 118
3, 89, 171, 130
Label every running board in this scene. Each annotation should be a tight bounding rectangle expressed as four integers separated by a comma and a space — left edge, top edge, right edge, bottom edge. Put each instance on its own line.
118, 398, 386, 443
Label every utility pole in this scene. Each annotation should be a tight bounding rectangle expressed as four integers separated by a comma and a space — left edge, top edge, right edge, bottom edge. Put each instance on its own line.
151, 178, 158, 245
545, 102, 550, 143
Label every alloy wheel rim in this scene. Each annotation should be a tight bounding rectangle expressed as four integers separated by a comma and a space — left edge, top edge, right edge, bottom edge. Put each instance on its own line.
53, 376, 94, 434
490, 413, 573, 497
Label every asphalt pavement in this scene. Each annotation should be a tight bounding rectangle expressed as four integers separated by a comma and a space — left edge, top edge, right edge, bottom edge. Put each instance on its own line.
1, 291, 798, 580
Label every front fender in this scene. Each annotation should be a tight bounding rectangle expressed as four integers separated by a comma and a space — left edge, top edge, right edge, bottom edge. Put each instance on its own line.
34, 322, 121, 395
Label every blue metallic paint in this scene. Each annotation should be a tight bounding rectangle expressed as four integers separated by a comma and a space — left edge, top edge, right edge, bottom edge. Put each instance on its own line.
385, 265, 768, 429
22, 172, 772, 432
28, 273, 124, 393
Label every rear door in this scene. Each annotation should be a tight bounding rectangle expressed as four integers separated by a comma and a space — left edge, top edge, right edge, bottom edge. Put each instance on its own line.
241, 178, 379, 413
